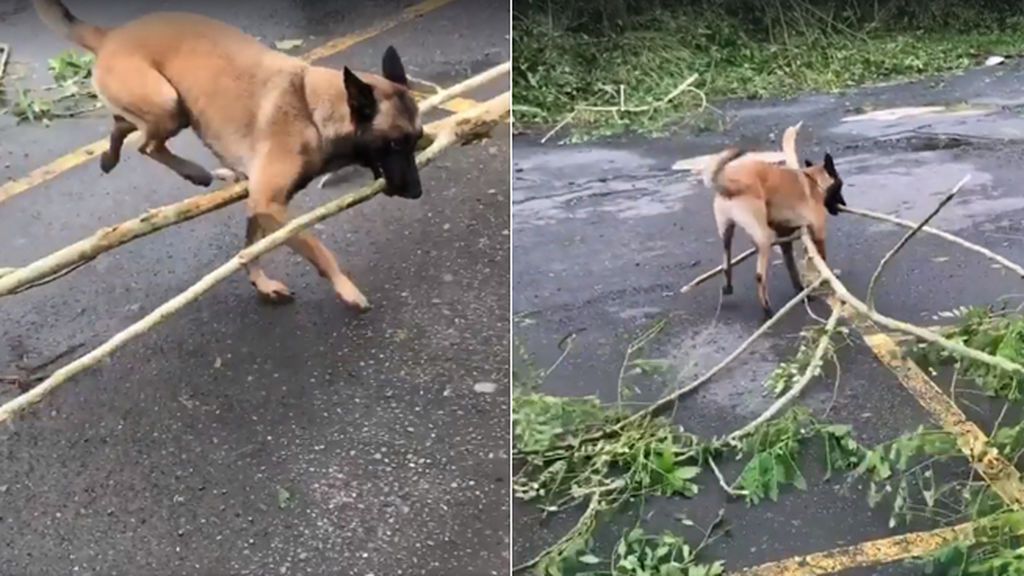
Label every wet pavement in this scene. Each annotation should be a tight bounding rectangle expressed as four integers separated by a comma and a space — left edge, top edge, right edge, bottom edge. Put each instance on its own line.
512, 61, 1024, 573
0, 1, 509, 575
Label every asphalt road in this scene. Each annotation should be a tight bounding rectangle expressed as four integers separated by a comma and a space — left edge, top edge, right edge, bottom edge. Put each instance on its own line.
0, 1, 509, 575
512, 62, 1024, 573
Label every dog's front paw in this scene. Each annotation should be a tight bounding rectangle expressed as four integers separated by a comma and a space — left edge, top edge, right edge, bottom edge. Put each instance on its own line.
254, 279, 294, 305
211, 168, 241, 182
337, 286, 371, 313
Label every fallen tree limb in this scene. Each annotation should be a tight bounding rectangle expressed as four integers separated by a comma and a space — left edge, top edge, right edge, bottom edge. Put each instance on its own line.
801, 228, 1024, 377
727, 304, 842, 442
418, 61, 509, 112
839, 205, 1024, 278
0, 184, 247, 296
865, 174, 971, 308
0, 65, 508, 298
0, 92, 509, 425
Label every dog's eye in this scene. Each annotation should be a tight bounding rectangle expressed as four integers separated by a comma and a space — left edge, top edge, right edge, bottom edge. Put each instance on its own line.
389, 140, 403, 151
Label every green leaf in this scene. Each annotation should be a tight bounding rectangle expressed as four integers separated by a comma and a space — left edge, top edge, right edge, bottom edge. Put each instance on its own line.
276, 486, 293, 509
674, 466, 702, 481
578, 554, 602, 565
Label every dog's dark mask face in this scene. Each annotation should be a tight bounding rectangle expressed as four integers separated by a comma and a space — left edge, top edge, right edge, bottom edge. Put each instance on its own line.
343, 46, 423, 199
805, 153, 845, 216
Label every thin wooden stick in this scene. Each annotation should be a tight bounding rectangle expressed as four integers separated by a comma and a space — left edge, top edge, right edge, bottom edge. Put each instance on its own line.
801, 228, 1024, 376
678, 233, 800, 294
680, 247, 756, 294
610, 277, 824, 434
708, 457, 748, 498
0, 43, 9, 83
727, 304, 842, 441
418, 61, 509, 113
0, 93, 509, 425
840, 205, 1024, 277
0, 184, 248, 296
865, 174, 971, 308
0, 69, 507, 298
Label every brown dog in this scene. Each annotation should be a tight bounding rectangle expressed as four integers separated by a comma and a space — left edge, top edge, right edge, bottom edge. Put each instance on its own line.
34, 0, 425, 309
702, 129, 845, 319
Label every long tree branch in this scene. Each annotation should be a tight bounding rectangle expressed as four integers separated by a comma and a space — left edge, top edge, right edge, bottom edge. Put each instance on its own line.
0, 66, 508, 298
839, 205, 1024, 278
0, 93, 509, 425
604, 277, 824, 439
801, 227, 1024, 376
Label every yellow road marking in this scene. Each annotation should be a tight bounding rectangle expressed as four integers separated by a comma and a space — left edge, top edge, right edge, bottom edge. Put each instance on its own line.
0, 0, 470, 206
733, 521, 975, 575
300, 0, 457, 62
849, 311, 1024, 507
0, 139, 108, 204
751, 296, 1024, 575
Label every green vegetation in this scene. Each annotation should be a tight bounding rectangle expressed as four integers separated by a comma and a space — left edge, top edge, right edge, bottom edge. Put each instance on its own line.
2, 50, 100, 124
513, 0, 1024, 139
514, 305, 1024, 574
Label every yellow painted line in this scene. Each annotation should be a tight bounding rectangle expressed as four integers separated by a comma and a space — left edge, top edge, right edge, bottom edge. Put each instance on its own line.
739, 285, 1024, 575
0, 0, 461, 206
733, 521, 975, 575
849, 311, 1024, 507
300, 0, 457, 63
0, 139, 108, 204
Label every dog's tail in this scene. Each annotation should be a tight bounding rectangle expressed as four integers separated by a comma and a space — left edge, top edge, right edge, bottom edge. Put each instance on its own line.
33, 0, 106, 52
781, 121, 803, 170
702, 148, 746, 191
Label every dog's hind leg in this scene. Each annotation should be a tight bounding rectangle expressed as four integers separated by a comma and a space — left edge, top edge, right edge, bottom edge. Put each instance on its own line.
732, 200, 775, 319
713, 197, 736, 296
719, 221, 736, 296
779, 241, 804, 292
99, 115, 136, 174
140, 141, 213, 187
93, 59, 212, 186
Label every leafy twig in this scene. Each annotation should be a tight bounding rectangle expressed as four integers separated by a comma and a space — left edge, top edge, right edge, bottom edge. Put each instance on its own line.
708, 457, 748, 498
728, 305, 842, 441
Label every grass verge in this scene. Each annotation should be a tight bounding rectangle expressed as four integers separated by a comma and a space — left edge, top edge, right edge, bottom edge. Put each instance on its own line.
513, 0, 1024, 140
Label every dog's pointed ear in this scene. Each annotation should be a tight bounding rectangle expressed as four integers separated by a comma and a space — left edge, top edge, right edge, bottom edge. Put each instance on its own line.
823, 153, 837, 177
343, 66, 377, 124
803, 158, 813, 168
382, 45, 408, 86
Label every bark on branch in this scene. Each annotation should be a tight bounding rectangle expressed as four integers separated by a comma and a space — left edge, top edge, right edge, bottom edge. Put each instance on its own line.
0, 64, 510, 298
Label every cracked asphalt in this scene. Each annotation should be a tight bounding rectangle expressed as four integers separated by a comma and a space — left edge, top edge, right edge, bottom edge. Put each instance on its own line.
0, 1, 509, 575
